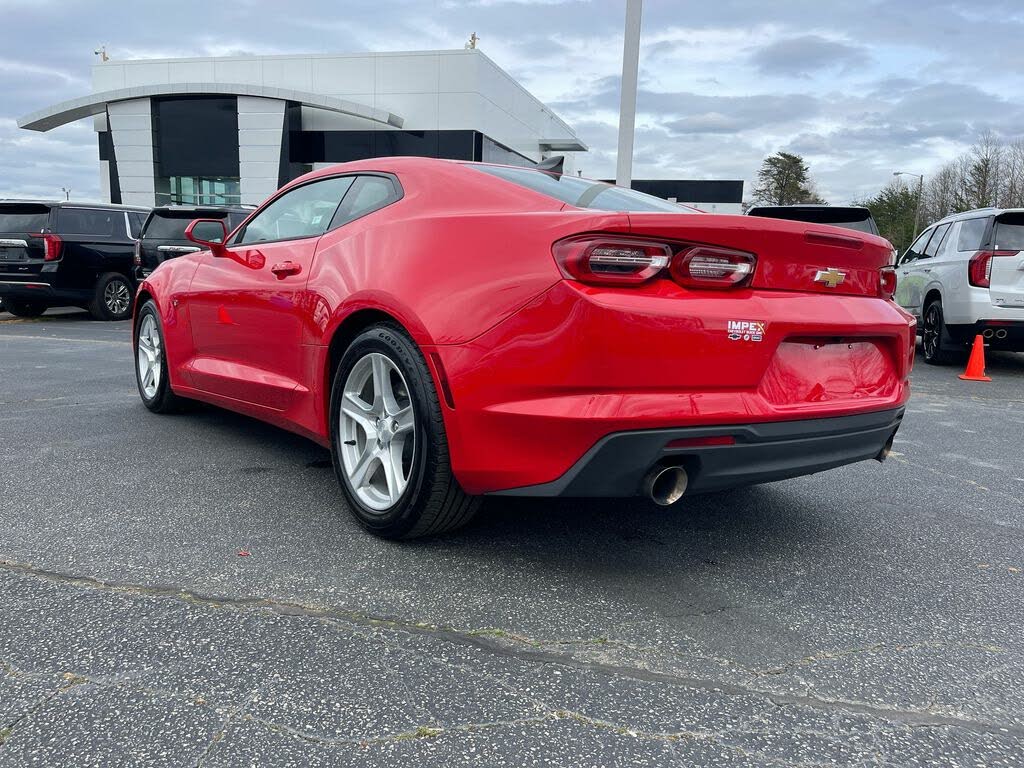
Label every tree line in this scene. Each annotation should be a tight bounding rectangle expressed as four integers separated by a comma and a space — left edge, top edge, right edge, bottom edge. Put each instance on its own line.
748, 135, 1024, 253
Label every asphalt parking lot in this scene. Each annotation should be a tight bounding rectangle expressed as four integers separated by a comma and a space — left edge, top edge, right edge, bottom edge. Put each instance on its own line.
1, 310, 1022, 767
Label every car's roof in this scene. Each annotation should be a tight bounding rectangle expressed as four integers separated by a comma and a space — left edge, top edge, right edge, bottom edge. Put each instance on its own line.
931, 207, 1024, 227
0, 198, 150, 213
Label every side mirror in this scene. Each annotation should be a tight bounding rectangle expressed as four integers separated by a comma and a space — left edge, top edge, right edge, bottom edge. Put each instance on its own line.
185, 219, 229, 256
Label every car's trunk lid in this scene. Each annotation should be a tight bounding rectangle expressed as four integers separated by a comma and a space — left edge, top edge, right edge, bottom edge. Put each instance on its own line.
989, 211, 1024, 309
626, 212, 893, 297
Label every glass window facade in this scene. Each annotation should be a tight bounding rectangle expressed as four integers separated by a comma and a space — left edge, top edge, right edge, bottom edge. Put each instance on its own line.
288, 129, 533, 168
155, 176, 242, 206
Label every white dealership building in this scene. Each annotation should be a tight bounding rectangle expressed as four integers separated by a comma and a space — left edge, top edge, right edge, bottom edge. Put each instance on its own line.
18, 50, 587, 207
18, 49, 743, 212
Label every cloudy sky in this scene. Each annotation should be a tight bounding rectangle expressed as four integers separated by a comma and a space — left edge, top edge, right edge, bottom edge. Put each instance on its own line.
2, 0, 1022, 203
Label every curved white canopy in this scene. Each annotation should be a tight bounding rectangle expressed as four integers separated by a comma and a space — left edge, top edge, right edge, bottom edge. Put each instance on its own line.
18, 83, 404, 132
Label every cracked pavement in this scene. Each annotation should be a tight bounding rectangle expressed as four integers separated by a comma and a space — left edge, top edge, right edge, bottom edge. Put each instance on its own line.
1, 310, 1023, 766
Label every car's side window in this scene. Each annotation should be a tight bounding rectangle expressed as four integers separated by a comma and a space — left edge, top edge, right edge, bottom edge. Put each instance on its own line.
936, 222, 960, 259
957, 217, 989, 252
329, 176, 401, 230
58, 208, 120, 239
921, 223, 950, 260
235, 176, 355, 245
901, 229, 933, 265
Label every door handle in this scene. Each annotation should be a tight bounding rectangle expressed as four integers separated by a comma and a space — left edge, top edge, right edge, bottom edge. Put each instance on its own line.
921, 268, 931, 273
270, 262, 302, 279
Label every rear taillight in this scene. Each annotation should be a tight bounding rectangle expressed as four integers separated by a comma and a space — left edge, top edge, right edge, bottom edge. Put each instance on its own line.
133, 239, 142, 266
968, 250, 1018, 288
880, 266, 897, 300
670, 246, 755, 289
552, 235, 671, 285
29, 233, 62, 261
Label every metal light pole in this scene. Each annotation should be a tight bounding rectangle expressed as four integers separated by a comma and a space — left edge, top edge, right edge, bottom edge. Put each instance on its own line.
894, 171, 924, 238
615, 0, 643, 188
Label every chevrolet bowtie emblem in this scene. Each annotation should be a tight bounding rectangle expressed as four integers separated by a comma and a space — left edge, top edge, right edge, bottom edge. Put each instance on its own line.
814, 268, 846, 288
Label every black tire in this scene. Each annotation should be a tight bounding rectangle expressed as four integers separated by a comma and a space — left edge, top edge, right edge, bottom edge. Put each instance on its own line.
921, 299, 960, 365
3, 299, 47, 318
134, 300, 187, 413
330, 323, 479, 539
90, 272, 134, 321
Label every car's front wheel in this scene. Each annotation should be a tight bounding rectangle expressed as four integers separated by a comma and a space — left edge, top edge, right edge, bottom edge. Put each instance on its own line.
330, 323, 478, 539
134, 300, 187, 413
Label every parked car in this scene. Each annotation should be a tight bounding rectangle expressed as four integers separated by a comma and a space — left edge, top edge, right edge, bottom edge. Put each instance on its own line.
0, 200, 149, 320
746, 205, 880, 236
895, 207, 1024, 364
134, 158, 913, 539
135, 205, 252, 281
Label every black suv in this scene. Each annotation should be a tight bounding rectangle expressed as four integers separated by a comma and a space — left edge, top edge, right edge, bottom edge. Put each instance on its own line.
0, 200, 149, 320
135, 205, 252, 280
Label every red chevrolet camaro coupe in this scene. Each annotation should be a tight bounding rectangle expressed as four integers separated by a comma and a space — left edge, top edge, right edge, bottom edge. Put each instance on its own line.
133, 157, 914, 538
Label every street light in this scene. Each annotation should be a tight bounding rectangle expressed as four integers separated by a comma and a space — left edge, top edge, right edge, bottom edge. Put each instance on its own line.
615, 0, 643, 188
893, 171, 924, 238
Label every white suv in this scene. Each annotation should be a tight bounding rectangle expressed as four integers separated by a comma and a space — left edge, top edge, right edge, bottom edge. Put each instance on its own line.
896, 208, 1024, 364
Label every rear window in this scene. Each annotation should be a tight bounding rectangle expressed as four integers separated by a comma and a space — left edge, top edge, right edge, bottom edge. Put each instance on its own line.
0, 204, 50, 233
143, 210, 236, 240
472, 165, 691, 213
994, 213, 1024, 250
956, 217, 989, 251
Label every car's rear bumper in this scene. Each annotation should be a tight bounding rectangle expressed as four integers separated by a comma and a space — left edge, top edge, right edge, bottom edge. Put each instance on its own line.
0, 277, 90, 303
947, 319, 1024, 350
434, 281, 914, 495
489, 407, 904, 497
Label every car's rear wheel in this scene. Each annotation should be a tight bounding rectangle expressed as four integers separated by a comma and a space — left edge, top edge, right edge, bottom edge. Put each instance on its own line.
330, 323, 478, 539
134, 300, 187, 413
3, 299, 47, 318
90, 272, 134, 321
921, 299, 959, 365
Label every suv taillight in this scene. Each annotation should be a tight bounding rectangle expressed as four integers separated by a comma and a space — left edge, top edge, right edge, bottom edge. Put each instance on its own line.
29, 233, 63, 261
552, 235, 671, 285
133, 239, 142, 266
880, 266, 897, 299
968, 249, 1018, 288
670, 246, 756, 289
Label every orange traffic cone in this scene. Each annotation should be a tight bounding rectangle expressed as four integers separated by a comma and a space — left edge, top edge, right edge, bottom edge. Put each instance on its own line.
959, 335, 991, 382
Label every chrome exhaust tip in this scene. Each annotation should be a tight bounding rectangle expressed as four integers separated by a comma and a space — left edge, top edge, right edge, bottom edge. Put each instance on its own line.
875, 433, 895, 463
995, 329, 1008, 340
643, 465, 688, 506
983, 329, 995, 339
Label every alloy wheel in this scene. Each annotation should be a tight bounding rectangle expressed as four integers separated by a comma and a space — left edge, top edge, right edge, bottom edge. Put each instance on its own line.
136, 314, 162, 398
339, 352, 416, 511
923, 304, 940, 360
105, 279, 131, 316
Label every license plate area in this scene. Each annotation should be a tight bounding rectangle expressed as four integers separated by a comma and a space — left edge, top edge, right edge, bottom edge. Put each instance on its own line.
758, 338, 899, 407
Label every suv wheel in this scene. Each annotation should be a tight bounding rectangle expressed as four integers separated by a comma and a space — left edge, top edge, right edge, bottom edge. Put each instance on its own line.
3, 299, 47, 318
90, 272, 134, 321
330, 323, 479, 539
921, 299, 959, 365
